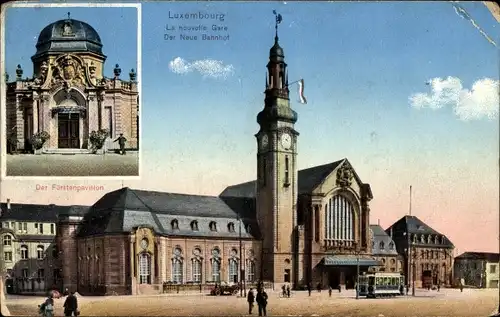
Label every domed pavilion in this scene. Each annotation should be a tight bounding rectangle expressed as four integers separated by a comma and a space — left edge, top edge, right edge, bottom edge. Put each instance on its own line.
5, 14, 139, 153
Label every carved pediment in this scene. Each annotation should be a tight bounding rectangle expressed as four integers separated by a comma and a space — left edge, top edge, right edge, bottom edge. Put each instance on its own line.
45, 54, 97, 89
336, 162, 354, 188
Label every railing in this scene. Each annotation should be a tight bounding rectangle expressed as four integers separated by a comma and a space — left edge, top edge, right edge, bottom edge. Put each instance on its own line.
160, 281, 267, 294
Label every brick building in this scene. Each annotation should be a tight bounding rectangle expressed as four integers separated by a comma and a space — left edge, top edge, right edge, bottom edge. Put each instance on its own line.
386, 216, 454, 287
5, 15, 138, 153
369, 224, 404, 274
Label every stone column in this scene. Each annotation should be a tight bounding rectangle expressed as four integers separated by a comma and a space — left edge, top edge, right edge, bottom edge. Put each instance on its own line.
87, 94, 99, 141
15, 94, 24, 150
32, 93, 39, 134
40, 93, 53, 148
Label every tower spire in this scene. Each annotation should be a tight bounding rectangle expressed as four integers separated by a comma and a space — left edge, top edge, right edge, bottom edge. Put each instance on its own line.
272, 10, 282, 44
67, 12, 71, 20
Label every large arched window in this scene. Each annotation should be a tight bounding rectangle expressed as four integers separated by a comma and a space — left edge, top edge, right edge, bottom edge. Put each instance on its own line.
3, 235, 12, 246
211, 248, 221, 282
139, 253, 151, 284
246, 260, 256, 282
172, 247, 183, 284
192, 258, 202, 283
37, 245, 45, 259
228, 257, 238, 283
20, 245, 28, 259
324, 195, 355, 246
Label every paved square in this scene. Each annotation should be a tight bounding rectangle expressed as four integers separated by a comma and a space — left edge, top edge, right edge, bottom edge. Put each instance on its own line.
5, 288, 498, 317
5, 152, 139, 177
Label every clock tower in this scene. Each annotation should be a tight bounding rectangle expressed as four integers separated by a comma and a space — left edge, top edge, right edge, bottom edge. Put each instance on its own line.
255, 15, 299, 286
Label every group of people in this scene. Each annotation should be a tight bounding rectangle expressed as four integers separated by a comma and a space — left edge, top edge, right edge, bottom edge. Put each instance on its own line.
246, 282, 269, 316
39, 288, 79, 317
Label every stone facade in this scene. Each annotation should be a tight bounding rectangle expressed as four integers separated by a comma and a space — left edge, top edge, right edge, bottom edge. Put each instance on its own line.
5, 17, 138, 153
454, 252, 500, 288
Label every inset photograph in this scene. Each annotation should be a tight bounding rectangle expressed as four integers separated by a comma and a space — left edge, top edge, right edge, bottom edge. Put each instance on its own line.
2, 3, 140, 177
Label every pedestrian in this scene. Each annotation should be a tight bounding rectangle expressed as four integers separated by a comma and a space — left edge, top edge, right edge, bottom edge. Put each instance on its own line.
437, 283, 440, 292
405, 284, 409, 295
337, 284, 342, 293
63, 291, 78, 316
113, 133, 127, 155
307, 282, 312, 296
317, 283, 322, 292
328, 285, 332, 297
247, 288, 255, 314
256, 288, 268, 316
63, 288, 69, 297
43, 294, 55, 317
460, 284, 463, 292
286, 284, 291, 298
281, 284, 286, 297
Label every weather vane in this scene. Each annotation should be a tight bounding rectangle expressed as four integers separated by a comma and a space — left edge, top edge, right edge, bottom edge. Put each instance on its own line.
67, 12, 71, 20
272, 10, 283, 39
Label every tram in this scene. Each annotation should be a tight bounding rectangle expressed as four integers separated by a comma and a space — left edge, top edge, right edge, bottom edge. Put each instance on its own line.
358, 272, 405, 298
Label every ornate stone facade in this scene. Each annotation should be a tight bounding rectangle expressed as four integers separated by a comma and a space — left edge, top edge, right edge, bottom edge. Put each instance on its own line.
5, 17, 138, 153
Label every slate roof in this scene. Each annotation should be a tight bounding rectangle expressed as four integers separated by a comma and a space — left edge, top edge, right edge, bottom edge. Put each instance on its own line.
0, 203, 88, 222
370, 225, 399, 256
76, 188, 260, 239
220, 159, 350, 198
386, 215, 454, 248
456, 252, 500, 262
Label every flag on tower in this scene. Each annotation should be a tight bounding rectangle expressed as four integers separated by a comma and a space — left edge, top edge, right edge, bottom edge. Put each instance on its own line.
298, 79, 307, 104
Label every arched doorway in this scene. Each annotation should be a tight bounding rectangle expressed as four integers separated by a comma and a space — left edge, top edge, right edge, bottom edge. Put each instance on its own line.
139, 253, 151, 284
52, 88, 87, 149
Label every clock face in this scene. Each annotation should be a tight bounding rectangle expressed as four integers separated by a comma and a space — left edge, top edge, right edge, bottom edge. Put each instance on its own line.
140, 238, 149, 250
261, 134, 269, 149
281, 133, 292, 150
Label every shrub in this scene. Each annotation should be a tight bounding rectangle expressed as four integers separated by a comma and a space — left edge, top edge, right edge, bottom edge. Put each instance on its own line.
89, 129, 109, 153
30, 131, 50, 150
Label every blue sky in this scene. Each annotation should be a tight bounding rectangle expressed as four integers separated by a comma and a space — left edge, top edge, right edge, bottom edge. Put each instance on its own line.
2, 2, 499, 253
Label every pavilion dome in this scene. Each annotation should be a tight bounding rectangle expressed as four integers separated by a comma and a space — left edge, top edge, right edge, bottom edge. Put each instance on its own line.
32, 17, 105, 60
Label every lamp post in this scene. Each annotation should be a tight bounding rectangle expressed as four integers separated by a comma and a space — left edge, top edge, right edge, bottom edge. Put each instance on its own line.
356, 254, 360, 299
412, 245, 416, 296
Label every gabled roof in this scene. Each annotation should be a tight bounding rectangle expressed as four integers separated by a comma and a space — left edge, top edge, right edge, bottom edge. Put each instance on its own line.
456, 252, 500, 262
370, 224, 398, 256
220, 159, 355, 198
386, 215, 454, 248
0, 203, 88, 222
76, 187, 260, 239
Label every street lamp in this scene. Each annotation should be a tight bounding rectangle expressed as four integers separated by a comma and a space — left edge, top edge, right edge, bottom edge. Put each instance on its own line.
238, 212, 244, 297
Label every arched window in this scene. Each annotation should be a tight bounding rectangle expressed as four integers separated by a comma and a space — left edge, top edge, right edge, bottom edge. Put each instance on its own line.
379, 241, 385, 249
228, 258, 238, 283
227, 222, 235, 233
52, 245, 59, 258
3, 235, 12, 246
389, 242, 394, 250
172, 247, 183, 284
246, 224, 251, 233
211, 248, 221, 282
246, 260, 256, 282
191, 220, 199, 231
171, 219, 179, 230
192, 258, 202, 283
324, 195, 355, 245
37, 245, 45, 260
209, 221, 217, 232
20, 245, 28, 259
391, 259, 396, 265
139, 253, 151, 284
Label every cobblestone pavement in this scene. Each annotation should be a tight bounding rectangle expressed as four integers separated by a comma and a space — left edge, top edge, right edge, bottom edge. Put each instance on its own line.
5, 288, 498, 317
5, 152, 139, 177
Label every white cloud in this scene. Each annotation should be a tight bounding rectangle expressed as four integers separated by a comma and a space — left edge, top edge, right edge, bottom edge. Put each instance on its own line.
168, 57, 234, 79
409, 76, 499, 121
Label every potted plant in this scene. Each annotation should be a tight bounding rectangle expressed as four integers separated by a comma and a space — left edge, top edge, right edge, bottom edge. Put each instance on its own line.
89, 129, 109, 154
30, 131, 50, 154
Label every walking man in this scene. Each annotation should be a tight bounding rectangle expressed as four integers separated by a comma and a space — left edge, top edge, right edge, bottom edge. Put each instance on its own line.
114, 133, 127, 155
307, 282, 312, 296
256, 288, 268, 316
63, 291, 78, 316
247, 288, 255, 314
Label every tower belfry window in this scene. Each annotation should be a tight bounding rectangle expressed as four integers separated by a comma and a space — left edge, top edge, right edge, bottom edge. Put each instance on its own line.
284, 155, 290, 187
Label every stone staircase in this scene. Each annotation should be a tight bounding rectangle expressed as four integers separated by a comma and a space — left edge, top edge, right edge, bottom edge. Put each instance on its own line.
42, 148, 91, 155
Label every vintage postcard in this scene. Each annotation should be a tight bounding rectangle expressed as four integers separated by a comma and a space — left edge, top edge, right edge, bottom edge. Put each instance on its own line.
0, 1, 498, 317
1, 3, 141, 177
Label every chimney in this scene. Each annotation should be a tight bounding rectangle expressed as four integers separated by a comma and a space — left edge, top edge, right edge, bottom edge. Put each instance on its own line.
6, 198, 11, 210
